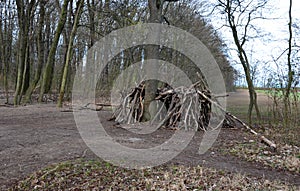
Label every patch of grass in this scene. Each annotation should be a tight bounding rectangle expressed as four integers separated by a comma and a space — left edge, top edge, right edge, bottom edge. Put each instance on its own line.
10, 159, 295, 190
256, 88, 300, 100
11, 160, 295, 190
227, 105, 271, 124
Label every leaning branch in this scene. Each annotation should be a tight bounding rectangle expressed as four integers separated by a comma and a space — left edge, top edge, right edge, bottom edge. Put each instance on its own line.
197, 90, 277, 150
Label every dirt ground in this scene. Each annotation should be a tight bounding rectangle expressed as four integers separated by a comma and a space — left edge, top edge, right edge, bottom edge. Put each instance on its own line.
0, 90, 299, 190
227, 89, 271, 107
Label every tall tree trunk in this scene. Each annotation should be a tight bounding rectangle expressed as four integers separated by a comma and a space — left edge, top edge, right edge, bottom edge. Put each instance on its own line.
240, 48, 261, 124
142, 0, 163, 121
57, 0, 84, 107
59, 0, 72, 92
39, 0, 69, 102
14, 0, 25, 105
0, 8, 9, 103
87, 0, 96, 48
284, 0, 293, 126
103, 0, 110, 85
141, 0, 179, 121
224, 0, 261, 124
18, 43, 30, 104
44, 10, 51, 68
14, 0, 35, 105
24, 0, 45, 103
6, 0, 13, 104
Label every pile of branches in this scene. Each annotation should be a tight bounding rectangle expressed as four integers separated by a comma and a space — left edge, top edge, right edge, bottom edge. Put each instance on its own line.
112, 82, 212, 131
111, 82, 277, 149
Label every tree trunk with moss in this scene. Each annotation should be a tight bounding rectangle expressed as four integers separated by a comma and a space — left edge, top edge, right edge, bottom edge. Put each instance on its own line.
14, 0, 35, 105
18, 43, 30, 104
24, 1, 45, 103
39, 0, 69, 102
57, 0, 84, 107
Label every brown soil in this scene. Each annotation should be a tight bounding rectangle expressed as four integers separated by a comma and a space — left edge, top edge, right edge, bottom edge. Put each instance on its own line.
227, 89, 271, 107
0, 90, 299, 190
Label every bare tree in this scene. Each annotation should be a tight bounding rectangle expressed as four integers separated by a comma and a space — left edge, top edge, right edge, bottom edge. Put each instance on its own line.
283, 0, 293, 125
215, 0, 267, 124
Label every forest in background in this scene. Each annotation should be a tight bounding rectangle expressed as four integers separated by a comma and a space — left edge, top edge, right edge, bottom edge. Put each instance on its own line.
0, 0, 235, 105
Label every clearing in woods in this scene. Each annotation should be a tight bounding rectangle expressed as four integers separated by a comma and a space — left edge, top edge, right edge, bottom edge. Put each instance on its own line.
0, 89, 299, 189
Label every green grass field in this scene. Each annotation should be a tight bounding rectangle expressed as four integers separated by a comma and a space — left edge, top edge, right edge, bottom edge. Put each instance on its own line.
255, 89, 300, 99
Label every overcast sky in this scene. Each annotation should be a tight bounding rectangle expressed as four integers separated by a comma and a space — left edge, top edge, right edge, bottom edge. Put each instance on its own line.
206, 0, 300, 86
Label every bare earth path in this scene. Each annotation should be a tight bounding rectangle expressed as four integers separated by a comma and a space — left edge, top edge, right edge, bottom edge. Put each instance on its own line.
0, 91, 299, 189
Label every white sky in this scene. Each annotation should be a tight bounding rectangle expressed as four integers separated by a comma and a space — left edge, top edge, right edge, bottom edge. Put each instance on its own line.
207, 0, 300, 87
